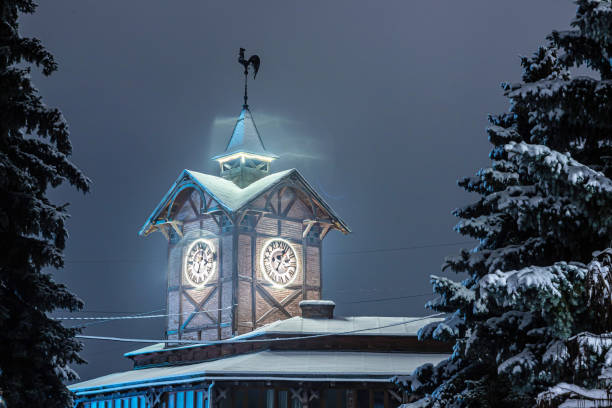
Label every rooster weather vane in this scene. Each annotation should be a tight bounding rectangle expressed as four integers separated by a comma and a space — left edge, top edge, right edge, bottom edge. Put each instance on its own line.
238, 48, 260, 108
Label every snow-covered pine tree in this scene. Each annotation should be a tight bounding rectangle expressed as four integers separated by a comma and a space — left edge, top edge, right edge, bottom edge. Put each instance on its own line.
398, 1, 612, 406
0, 2, 90, 408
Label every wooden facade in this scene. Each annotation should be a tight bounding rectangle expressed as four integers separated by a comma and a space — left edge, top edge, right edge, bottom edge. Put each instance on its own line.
72, 313, 452, 408
141, 169, 348, 342
77, 383, 408, 408
72, 318, 451, 408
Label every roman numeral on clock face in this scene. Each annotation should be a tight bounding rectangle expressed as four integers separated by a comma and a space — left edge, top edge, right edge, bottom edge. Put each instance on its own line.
184, 239, 216, 287
260, 239, 298, 286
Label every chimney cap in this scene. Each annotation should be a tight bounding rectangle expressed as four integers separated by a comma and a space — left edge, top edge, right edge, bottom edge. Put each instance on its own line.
299, 300, 336, 319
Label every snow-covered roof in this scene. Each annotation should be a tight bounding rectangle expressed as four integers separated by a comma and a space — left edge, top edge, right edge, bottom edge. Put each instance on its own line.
139, 168, 351, 236
123, 316, 443, 358
186, 169, 291, 211
299, 300, 336, 306
211, 107, 278, 161
70, 350, 449, 395
233, 316, 444, 340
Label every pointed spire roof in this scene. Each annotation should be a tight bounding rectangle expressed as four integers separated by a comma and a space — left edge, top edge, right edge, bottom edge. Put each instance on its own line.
211, 107, 278, 161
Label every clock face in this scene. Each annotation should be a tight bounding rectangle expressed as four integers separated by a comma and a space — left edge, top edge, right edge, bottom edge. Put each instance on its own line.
260, 238, 299, 287
184, 239, 216, 287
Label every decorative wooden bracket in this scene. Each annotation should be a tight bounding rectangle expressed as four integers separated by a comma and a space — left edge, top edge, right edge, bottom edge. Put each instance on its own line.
319, 224, 332, 240
302, 220, 316, 238
152, 220, 184, 240
302, 219, 334, 240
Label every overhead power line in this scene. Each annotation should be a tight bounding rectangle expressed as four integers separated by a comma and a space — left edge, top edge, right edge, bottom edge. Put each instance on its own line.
63, 241, 475, 264
57, 306, 231, 321
328, 241, 473, 255
61, 293, 436, 323
60, 293, 439, 326
68, 308, 168, 330
76, 313, 445, 345
344, 293, 433, 304
69, 308, 165, 314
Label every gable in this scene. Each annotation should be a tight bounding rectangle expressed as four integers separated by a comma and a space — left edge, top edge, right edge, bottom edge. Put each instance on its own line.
139, 168, 350, 237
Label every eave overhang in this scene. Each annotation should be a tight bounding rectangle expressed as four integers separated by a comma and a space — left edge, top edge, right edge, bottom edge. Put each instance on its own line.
139, 169, 351, 237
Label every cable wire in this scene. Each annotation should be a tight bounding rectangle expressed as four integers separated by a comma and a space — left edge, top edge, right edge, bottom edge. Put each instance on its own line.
76, 313, 445, 345
343, 293, 433, 304
328, 241, 473, 255
61, 293, 436, 323
63, 240, 475, 264
57, 306, 231, 321
57, 290, 439, 329
68, 308, 168, 330
70, 308, 165, 314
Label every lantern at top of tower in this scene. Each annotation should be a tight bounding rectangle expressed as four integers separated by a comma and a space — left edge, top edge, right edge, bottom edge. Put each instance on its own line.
211, 107, 279, 188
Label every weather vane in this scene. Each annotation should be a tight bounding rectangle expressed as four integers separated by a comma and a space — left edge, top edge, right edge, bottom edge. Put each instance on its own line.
238, 48, 260, 108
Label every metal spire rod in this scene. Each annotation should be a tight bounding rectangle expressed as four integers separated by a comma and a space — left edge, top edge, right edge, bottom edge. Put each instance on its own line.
243, 64, 249, 108
238, 48, 260, 109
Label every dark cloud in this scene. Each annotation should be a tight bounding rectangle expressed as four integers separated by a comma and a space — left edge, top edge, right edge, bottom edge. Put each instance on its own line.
21, 0, 576, 381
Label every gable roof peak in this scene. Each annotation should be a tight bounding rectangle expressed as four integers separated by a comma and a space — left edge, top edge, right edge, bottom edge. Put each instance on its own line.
138, 168, 351, 237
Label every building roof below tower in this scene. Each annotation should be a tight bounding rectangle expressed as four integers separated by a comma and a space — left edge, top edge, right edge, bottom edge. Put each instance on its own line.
69, 350, 450, 396
123, 315, 445, 358
232, 316, 444, 340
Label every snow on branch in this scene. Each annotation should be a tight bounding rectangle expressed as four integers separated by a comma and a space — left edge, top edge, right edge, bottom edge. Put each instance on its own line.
427, 275, 475, 312
418, 310, 465, 343
537, 382, 612, 407
585, 249, 612, 329
479, 262, 587, 336
505, 141, 612, 195
480, 262, 585, 303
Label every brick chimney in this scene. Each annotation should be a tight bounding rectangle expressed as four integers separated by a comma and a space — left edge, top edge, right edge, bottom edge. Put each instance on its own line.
299, 300, 335, 319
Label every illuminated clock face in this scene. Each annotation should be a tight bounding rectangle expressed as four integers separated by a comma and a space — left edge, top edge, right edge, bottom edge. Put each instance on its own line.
184, 239, 216, 287
260, 238, 299, 286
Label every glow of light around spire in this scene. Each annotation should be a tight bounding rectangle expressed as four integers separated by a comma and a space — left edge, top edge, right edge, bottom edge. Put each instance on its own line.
215, 151, 276, 164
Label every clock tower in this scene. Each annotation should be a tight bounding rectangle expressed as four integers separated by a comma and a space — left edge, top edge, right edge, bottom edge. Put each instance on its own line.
139, 102, 350, 342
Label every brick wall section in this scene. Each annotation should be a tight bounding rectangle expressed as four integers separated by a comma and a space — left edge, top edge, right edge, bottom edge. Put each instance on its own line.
306, 246, 321, 287
163, 184, 329, 341
236, 234, 252, 333
165, 192, 227, 341
256, 216, 278, 236
286, 198, 309, 219
280, 219, 302, 241
220, 235, 233, 338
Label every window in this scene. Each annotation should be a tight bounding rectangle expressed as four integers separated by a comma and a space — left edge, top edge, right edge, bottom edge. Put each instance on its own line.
266, 390, 275, 408
247, 389, 259, 408
373, 391, 384, 408
196, 391, 205, 408
324, 389, 346, 408
278, 391, 288, 408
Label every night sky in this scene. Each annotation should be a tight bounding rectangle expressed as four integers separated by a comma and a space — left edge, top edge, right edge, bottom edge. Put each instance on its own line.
21, 0, 576, 382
